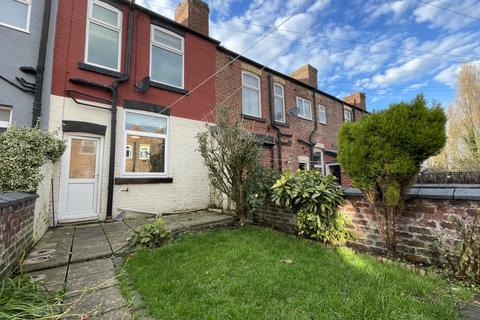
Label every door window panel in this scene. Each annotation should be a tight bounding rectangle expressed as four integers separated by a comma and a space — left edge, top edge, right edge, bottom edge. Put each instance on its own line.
69, 139, 97, 179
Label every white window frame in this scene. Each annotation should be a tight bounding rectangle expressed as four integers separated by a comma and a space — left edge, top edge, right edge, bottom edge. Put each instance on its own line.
241, 71, 262, 118
150, 25, 185, 89
296, 97, 312, 120
125, 145, 132, 158
85, 0, 122, 71
318, 105, 327, 124
298, 156, 310, 170
0, 0, 31, 33
122, 109, 169, 177
313, 150, 325, 175
344, 106, 353, 123
273, 83, 285, 123
0, 106, 13, 129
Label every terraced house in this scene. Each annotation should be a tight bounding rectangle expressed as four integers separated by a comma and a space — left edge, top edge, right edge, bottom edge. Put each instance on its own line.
22, 0, 365, 227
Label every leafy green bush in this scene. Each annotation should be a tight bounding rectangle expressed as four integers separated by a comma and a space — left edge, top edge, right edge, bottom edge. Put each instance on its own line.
271, 170, 350, 244
0, 125, 65, 192
338, 95, 446, 253
0, 275, 63, 319
128, 219, 171, 248
246, 166, 280, 215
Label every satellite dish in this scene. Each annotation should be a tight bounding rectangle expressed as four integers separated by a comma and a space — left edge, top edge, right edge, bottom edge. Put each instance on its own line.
287, 107, 300, 117
135, 76, 150, 93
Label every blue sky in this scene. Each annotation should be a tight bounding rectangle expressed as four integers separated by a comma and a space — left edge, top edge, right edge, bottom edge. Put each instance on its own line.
139, 0, 480, 111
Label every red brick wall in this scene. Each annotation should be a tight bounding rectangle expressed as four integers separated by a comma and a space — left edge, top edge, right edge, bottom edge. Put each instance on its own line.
342, 195, 479, 264
252, 193, 479, 266
0, 194, 37, 277
51, 0, 217, 122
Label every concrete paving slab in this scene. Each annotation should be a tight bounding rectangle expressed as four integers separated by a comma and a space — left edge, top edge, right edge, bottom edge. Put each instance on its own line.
123, 218, 155, 229
66, 268, 117, 295
462, 304, 480, 320
64, 286, 127, 319
71, 244, 112, 263
29, 265, 67, 292
68, 259, 114, 278
96, 307, 133, 320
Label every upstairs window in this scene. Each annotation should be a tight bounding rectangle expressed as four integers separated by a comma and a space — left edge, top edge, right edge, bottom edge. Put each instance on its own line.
123, 111, 169, 176
85, 0, 122, 71
318, 105, 327, 124
344, 106, 353, 123
242, 71, 261, 118
274, 83, 285, 123
0, 106, 12, 132
151, 26, 184, 88
296, 97, 312, 120
0, 0, 31, 32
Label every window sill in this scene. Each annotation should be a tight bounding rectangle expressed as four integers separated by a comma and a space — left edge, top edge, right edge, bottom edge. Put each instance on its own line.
274, 121, 289, 127
241, 114, 266, 123
115, 177, 173, 185
319, 122, 327, 125
297, 116, 314, 122
150, 80, 189, 95
78, 62, 123, 78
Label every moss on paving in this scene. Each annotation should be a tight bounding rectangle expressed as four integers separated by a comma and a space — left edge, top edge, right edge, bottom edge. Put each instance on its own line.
123, 226, 473, 320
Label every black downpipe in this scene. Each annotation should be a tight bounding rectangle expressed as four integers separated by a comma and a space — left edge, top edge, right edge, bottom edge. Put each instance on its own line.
267, 74, 282, 172
106, 2, 134, 221
308, 91, 318, 164
32, 0, 52, 126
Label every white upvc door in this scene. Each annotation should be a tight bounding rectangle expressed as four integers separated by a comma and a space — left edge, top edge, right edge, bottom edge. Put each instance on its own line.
58, 134, 103, 222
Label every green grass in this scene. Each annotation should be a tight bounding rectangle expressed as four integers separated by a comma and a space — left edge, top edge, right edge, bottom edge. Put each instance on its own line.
124, 226, 472, 320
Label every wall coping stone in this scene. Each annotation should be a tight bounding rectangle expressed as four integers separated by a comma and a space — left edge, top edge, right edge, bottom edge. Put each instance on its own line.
343, 186, 480, 200
0, 193, 38, 209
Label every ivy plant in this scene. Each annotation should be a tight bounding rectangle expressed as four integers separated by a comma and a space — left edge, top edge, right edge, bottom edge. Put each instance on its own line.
0, 125, 65, 193
271, 170, 351, 244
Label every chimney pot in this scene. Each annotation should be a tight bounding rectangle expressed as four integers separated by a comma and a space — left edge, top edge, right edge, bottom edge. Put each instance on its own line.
290, 64, 318, 88
175, 0, 210, 36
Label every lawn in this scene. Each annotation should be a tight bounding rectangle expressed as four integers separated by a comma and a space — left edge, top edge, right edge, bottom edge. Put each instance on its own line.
124, 226, 471, 320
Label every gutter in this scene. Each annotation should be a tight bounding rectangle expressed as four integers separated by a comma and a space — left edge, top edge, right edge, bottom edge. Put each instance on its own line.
32, 0, 52, 126
268, 74, 282, 172
106, 1, 134, 221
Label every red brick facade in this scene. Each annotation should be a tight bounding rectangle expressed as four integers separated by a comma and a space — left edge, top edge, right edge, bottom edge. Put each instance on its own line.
51, 0, 217, 122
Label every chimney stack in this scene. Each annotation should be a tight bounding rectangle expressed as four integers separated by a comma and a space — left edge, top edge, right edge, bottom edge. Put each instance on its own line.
290, 64, 318, 88
344, 92, 366, 111
175, 0, 210, 36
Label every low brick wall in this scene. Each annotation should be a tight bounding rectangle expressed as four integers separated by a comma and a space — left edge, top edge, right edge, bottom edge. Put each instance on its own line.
0, 193, 38, 278
252, 185, 480, 265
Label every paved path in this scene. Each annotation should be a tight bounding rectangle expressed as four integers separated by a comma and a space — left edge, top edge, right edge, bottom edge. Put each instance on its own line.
23, 211, 235, 319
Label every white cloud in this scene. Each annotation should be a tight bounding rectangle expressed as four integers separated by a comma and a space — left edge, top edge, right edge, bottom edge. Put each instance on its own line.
414, 0, 480, 31
434, 65, 460, 87
307, 0, 331, 13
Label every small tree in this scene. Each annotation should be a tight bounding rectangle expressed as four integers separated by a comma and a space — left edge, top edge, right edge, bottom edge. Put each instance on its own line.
338, 95, 446, 254
197, 106, 262, 224
0, 125, 65, 193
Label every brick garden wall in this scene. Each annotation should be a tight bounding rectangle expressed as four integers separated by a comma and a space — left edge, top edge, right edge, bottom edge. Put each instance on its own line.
0, 193, 38, 278
252, 186, 480, 265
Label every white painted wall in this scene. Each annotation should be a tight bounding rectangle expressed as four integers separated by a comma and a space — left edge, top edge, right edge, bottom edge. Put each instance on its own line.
46, 94, 211, 222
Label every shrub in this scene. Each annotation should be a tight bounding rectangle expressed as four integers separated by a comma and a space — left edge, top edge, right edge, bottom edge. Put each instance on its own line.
271, 170, 350, 244
128, 219, 171, 248
0, 275, 63, 319
197, 106, 262, 224
246, 165, 280, 215
338, 95, 446, 254
0, 125, 65, 192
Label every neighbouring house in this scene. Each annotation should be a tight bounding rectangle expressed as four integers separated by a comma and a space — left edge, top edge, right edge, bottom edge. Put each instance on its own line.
0, 0, 59, 240
216, 50, 366, 186
4, 0, 365, 230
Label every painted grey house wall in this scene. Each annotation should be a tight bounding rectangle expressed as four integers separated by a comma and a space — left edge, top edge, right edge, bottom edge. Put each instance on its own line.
0, 0, 55, 128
